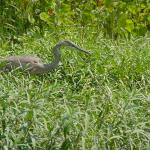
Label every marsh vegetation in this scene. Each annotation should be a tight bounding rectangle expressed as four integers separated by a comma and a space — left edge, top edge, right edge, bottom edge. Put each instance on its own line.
0, 0, 150, 149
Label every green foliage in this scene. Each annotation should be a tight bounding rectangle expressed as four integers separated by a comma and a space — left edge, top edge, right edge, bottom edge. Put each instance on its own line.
0, 0, 149, 38
1, 1, 150, 148
0, 28, 150, 149
97, 0, 150, 37
0, 0, 50, 35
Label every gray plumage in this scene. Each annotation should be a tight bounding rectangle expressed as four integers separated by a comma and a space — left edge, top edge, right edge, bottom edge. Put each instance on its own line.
0, 40, 90, 74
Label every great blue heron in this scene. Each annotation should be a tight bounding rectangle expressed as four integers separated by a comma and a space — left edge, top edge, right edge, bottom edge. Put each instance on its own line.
0, 40, 90, 74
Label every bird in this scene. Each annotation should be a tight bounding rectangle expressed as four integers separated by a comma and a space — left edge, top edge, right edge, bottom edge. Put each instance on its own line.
0, 40, 90, 74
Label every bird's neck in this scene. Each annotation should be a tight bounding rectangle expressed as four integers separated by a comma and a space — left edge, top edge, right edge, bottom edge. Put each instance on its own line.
43, 44, 61, 71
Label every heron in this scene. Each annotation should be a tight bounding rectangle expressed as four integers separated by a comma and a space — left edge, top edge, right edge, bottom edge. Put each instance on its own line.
0, 40, 90, 74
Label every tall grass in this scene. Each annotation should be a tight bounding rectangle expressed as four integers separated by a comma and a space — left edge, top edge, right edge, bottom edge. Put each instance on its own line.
0, 28, 150, 149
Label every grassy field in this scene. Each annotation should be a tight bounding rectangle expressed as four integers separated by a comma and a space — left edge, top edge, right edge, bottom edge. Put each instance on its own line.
0, 28, 150, 149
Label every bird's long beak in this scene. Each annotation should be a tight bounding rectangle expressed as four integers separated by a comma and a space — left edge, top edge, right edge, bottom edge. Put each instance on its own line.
68, 42, 91, 54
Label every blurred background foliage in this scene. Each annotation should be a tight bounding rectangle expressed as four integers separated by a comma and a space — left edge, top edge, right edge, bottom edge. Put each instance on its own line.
0, 0, 150, 38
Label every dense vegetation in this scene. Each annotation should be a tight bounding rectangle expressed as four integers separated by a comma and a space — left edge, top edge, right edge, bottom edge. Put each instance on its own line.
0, 0, 150, 149
1, 0, 150, 37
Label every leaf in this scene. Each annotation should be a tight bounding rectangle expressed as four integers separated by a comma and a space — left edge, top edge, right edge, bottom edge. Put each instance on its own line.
128, 5, 136, 15
28, 14, 35, 24
39, 12, 50, 22
39, 12, 53, 26
125, 19, 134, 32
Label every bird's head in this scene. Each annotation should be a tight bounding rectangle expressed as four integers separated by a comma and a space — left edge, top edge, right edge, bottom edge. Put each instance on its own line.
58, 40, 91, 54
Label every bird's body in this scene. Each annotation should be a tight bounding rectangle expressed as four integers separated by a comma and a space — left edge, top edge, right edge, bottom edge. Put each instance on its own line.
2, 55, 45, 74
0, 40, 90, 74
